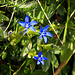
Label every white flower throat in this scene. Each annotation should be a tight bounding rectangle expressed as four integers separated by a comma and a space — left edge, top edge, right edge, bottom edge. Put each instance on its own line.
38, 57, 41, 60
26, 24, 29, 28
42, 32, 46, 35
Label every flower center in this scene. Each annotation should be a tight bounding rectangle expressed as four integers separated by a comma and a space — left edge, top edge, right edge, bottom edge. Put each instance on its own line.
38, 57, 42, 61
39, 57, 41, 60
25, 23, 31, 28
42, 32, 46, 36
26, 24, 29, 28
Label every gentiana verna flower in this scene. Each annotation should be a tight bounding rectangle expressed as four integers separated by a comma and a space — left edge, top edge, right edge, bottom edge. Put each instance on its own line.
19, 15, 38, 34
39, 25, 53, 43
34, 52, 48, 65
8, 30, 12, 34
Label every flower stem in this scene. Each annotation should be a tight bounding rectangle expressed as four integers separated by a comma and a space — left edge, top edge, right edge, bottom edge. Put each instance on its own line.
4, 0, 18, 33
63, 0, 70, 43
13, 60, 26, 75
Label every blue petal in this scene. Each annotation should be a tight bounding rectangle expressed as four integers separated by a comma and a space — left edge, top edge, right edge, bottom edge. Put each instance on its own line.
46, 32, 53, 37
40, 26, 43, 33
43, 36, 47, 43
42, 57, 48, 60
38, 52, 42, 57
34, 56, 38, 60
23, 29, 28, 35
19, 21, 25, 27
29, 26, 36, 32
39, 35, 42, 39
43, 25, 49, 32
30, 21, 38, 25
25, 15, 29, 23
37, 61, 40, 65
41, 61, 44, 65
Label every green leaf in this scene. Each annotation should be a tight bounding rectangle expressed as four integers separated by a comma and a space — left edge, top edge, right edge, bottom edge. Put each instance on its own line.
42, 50, 59, 70
68, 21, 75, 27
2, 52, 7, 60
27, 3, 56, 24
71, 0, 75, 12
0, 64, 9, 75
49, 51, 59, 68
60, 42, 74, 63
61, 64, 70, 75
17, 67, 31, 75
47, 3, 57, 19
0, 27, 4, 38
41, 44, 61, 54
27, 29, 39, 35
19, 1, 37, 8
42, 52, 51, 72
30, 60, 36, 72
72, 54, 75, 75
41, 44, 53, 50
33, 70, 48, 75
57, 5, 66, 16
10, 27, 25, 45
0, 11, 9, 22
42, 50, 59, 71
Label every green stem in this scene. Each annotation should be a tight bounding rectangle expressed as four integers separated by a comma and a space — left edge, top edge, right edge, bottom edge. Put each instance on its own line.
13, 60, 26, 75
70, 9, 75, 19
33, 9, 35, 18
4, 0, 18, 33
33, 0, 36, 18
52, 65, 54, 75
9, 65, 11, 75
37, 0, 63, 45
51, 0, 65, 15
63, 0, 70, 43
4, 8, 15, 32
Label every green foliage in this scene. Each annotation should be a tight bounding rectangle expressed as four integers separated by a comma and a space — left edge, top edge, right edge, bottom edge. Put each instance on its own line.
0, 27, 6, 41
60, 42, 74, 63
0, 0, 75, 75
2, 52, 7, 60
0, 11, 9, 22
33, 70, 48, 75
0, 27, 4, 37
72, 55, 75, 75
18, 1, 37, 9
42, 51, 51, 72
57, 5, 66, 16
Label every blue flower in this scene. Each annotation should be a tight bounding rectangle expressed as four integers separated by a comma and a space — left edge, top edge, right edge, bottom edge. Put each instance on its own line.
8, 30, 12, 34
39, 25, 53, 43
34, 52, 48, 65
19, 15, 38, 34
